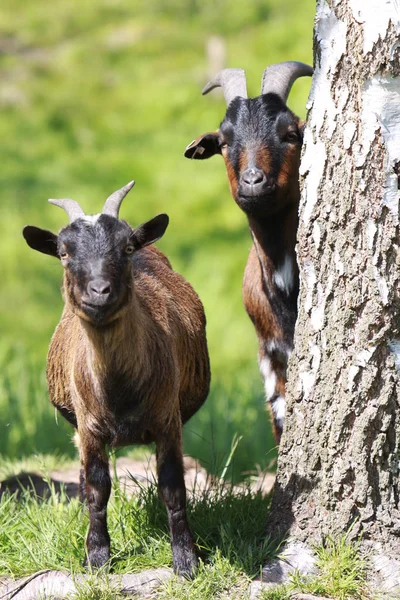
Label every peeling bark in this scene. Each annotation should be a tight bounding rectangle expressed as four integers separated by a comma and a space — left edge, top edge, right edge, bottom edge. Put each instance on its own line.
267, 0, 400, 575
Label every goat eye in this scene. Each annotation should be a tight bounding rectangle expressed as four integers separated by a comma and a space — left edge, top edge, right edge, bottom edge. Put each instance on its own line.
60, 249, 69, 259
285, 131, 300, 143
125, 244, 135, 255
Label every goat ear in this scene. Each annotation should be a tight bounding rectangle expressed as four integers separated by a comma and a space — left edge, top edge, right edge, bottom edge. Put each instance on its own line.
23, 226, 59, 258
184, 132, 221, 160
131, 214, 169, 249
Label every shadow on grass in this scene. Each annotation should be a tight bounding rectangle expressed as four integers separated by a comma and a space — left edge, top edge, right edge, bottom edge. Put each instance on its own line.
111, 475, 281, 579
0, 472, 79, 500
0, 469, 316, 582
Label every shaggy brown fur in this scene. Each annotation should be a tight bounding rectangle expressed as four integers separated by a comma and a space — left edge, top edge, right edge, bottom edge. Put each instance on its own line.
48, 246, 209, 446
24, 214, 210, 577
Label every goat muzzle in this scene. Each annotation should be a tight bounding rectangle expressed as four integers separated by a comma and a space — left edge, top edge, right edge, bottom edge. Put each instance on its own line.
87, 278, 112, 302
79, 279, 121, 324
239, 168, 276, 198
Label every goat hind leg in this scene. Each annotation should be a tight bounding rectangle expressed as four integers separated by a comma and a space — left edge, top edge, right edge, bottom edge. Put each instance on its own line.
270, 393, 285, 443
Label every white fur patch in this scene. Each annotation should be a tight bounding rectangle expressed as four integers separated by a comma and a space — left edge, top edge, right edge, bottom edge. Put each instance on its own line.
271, 395, 285, 428
259, 356, 277, 401
273, 254, 294, 295
82, 214, 101, 224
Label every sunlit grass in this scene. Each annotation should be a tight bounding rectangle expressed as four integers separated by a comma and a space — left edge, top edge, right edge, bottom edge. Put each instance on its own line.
290, 534, 368, 600
260, 533, 371, 600
0, 476, 372, 599
0, 471, 275, 581
260, 587, 291, 600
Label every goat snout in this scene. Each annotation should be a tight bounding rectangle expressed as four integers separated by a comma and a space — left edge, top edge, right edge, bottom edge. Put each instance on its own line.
239, 168, 276, 197
242, 167, 265, 186
85, 279, 112, 306
89, 279, 111, 296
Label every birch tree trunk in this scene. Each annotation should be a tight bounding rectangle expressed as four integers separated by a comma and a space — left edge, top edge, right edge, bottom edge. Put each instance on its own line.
266, 0, 400, 586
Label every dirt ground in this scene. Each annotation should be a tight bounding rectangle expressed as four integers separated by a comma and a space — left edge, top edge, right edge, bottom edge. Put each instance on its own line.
0, 456, 275, 500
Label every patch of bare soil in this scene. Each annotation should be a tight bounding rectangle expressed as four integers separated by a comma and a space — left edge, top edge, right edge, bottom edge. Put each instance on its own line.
0, 456, 275, 500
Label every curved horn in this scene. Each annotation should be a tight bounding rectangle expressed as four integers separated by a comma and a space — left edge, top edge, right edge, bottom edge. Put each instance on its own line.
102, 180, 135, 218
202, 68, 248, 106
261, 61, 313, 102
48, 198, 85, 222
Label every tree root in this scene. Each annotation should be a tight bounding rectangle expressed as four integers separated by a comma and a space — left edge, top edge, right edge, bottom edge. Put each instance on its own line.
0, 567, 172, 599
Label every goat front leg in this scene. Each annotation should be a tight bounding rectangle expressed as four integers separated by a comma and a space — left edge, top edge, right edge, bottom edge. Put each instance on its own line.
79, 436, 111, 568
73, 432, 87, 503
156, 421, 198, 578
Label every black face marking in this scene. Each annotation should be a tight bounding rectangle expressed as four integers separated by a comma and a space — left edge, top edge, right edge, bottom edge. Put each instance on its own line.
24, 211, 168, 326
219, 94, 302, 216
59, 215, 134, 324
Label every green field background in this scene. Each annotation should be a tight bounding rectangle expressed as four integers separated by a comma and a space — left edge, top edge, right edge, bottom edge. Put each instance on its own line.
0, 0, 314, 481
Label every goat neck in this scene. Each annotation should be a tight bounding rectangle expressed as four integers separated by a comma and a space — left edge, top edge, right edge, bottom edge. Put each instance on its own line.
249, 204, 298, 293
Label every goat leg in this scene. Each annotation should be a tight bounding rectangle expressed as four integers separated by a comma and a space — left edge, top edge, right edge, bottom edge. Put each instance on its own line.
80, 440, 111, 569
79, 467, 87, 502
156, 425, 198, 578
74, 432, 87, 503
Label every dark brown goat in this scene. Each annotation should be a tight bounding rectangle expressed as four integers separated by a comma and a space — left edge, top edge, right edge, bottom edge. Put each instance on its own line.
184, 62, 312, 442
23, 181, 210, 577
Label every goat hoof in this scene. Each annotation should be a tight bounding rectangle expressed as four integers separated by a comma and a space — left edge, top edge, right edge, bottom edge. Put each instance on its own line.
173, 549, 199, 579
83, 546, 110, 570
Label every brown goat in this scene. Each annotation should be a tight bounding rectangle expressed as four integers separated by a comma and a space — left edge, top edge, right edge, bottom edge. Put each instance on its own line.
184, 62, 312, 443
23, 181, 210, 577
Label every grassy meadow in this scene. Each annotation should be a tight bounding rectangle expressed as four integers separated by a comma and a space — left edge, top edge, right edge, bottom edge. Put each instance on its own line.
0, 470, 371, 599
0, 0, 314, 480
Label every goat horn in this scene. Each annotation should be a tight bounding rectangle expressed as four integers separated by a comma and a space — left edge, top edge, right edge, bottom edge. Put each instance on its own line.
261, 61, 313, 102
48, 198, 85, 222
202, 68, 248, 106
102, 180, 135, 218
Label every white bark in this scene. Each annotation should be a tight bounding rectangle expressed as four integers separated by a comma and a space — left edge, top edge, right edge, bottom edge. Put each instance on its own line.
266, 0, 400, 588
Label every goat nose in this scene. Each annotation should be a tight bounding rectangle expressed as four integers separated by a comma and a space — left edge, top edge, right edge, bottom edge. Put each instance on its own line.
242, 168, 265, 186
88, 279, 111, 296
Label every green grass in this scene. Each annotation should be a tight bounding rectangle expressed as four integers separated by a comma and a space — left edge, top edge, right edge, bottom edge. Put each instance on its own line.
0, 469, 275, 586
290, 534, 368, 600
259, 534, 371, 600
0, 0, 314, 477
0, 456, 371, 600
260, 588, 291, 600
0, 472, 374, 599
72, 575, 124, 600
